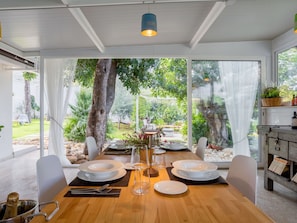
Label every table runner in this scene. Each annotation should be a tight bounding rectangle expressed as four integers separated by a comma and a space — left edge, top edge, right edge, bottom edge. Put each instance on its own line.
69, 170, 131, 187
166, 167, 228, 185
64, 189, 121, 198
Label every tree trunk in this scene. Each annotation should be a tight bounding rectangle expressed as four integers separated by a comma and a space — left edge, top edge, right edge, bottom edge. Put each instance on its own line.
199, 100, 228, 146
24, 80, 31, 122
86, 59, 117, 153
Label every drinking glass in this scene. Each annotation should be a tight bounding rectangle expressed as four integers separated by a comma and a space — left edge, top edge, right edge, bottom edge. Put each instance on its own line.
131, 145, 150, 195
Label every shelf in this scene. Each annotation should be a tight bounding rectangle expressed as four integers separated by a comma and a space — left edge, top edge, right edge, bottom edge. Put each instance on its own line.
261, 106, 297, 109
266, 170, 297, 193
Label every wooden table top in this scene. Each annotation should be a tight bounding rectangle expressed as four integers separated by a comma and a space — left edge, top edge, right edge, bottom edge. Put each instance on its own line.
31, 151, 274, 223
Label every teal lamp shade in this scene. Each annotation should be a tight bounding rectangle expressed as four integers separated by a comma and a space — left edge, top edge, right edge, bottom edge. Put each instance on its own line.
295, 14, 297, 33
141, 13, 157, 37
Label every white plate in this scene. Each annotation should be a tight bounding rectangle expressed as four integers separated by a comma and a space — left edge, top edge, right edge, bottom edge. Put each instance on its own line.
171, 168, 220, 181
161, 143, 187, 151
153, 148, 166, 154
77, 168, 127, 182
108, 144, 130, 150
172, 160, 217, 172
79, 160, 124, 174
154, 180, 188, 195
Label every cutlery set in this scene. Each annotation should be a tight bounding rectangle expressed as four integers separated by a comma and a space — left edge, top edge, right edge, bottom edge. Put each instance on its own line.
69, 184, 121, 196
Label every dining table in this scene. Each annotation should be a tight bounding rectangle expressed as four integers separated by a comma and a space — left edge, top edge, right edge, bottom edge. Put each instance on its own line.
30, 149, 274, 223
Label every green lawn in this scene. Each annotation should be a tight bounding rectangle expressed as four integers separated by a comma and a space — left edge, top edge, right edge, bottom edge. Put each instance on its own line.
109, 123, 134, 139
13, 119, 132, 140
13, 119, 50, 139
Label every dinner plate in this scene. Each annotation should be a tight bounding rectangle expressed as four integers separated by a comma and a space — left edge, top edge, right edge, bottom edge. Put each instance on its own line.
108, 144, 130, 150
77, 168, 127, 182
153, 148, 166, 154
154, 180, 188, 195
160, 143, 187, 151
79, 160, 124, 174
171, 168, 220, 181
172, 160, 218, 172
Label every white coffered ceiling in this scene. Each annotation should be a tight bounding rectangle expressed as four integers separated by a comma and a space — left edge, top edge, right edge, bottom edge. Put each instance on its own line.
0, 0, 296, 55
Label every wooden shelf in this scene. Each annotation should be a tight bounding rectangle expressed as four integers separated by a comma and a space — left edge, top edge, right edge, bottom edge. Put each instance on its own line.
260, 126, 297, 193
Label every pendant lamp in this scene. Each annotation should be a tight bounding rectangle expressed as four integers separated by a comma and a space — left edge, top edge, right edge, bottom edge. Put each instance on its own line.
141, 13, 157, 37
295, 14, 297, 34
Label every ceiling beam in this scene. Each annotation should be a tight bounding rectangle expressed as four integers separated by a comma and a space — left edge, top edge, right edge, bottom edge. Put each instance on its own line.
189, 1, 226, 49
67, 8, 105, 53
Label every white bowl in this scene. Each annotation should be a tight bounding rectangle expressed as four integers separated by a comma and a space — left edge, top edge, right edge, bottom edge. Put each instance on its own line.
79, 160, 124, 179
172, 160, 217, 178
80, 170, 119, 180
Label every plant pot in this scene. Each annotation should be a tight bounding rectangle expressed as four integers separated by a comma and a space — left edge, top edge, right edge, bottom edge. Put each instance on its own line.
261, 98, 282, 107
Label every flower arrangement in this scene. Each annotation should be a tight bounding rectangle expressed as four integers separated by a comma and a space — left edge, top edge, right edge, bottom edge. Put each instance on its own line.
123, 128, 165, 147
123, 131, 149, 147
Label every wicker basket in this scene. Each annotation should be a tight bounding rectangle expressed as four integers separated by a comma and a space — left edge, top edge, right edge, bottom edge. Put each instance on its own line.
261, 98, 282, 107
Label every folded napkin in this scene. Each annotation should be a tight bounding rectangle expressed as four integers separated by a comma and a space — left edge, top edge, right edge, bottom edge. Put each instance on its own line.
64, 189, 121, 198
69, 170, 131, 187
166, 167, 228, 185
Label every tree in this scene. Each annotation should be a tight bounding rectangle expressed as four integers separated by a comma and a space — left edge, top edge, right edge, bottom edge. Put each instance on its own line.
23, 72, 37, 122
110, 77, 134, 129
75, 59, 156, 151
64, 88, 92, 142
192, 61, 229, 146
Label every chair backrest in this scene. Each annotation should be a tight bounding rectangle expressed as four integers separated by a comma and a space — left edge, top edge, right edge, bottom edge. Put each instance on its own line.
36, 155, 67, 203
86, 136, 98, 160
226, 155, 257, 203
195, 137, 208, 160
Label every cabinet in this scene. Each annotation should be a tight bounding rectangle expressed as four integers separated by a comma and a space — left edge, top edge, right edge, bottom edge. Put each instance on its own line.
258, 126, 297, 192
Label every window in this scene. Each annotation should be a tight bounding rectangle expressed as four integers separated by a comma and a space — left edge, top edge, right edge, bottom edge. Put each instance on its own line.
191, 60, 261, 162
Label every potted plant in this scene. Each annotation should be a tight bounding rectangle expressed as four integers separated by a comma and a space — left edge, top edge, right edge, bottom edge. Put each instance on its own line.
261, 86, 282, 107
0, 125, 4, 137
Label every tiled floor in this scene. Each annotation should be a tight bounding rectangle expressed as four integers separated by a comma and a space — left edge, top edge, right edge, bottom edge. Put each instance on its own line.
1, 149, 297, 223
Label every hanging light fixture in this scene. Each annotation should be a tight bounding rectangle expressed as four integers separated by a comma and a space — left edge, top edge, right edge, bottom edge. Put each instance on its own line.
141, 1, 157, 37
295, 14, 297, 34
0, 22, 2, 40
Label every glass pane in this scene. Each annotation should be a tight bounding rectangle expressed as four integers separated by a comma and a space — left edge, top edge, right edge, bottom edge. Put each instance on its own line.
191, 60, 260, 162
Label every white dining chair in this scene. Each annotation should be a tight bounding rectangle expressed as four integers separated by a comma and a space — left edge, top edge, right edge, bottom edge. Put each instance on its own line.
226, 155, 257, 204
36, 155, 67, 203
195, 137, 208, 160
86, 136, 98, 160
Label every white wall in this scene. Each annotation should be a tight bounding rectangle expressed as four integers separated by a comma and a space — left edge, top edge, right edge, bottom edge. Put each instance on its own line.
0, 65, 13, 161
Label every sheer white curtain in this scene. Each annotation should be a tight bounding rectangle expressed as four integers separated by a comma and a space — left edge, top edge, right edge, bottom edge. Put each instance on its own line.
219, 61, 259, 156
45, 58, 77, 167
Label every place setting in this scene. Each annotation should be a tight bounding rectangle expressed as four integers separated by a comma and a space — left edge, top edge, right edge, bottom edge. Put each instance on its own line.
166, 160, 228, 185
160, 142, 190, 152
103, 140, 132, 155
68, 159, 131, 188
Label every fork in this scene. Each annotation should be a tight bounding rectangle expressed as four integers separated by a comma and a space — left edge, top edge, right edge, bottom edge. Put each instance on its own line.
70, 184, 110, 193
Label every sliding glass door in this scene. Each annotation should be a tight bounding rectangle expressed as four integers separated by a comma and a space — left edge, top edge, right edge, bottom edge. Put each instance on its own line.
191, 60, 261, 164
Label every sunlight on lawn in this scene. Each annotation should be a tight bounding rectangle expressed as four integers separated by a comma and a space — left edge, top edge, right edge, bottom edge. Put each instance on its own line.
13, 119, 50, 139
